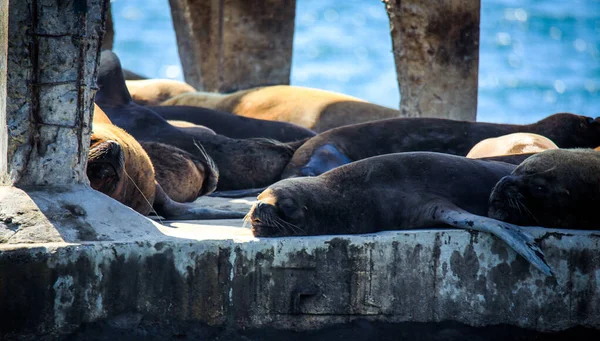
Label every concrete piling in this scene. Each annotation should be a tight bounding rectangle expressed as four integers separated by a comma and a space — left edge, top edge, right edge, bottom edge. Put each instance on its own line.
384, 0, 480, 121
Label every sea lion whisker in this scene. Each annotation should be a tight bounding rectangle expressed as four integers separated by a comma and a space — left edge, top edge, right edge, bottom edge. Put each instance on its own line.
123, 168, 163, 224
510, 196, 522, 215
515, 193, 541, 225
192, 139, 218, 177
243, 210, 254, 228
279, 218, 306, 235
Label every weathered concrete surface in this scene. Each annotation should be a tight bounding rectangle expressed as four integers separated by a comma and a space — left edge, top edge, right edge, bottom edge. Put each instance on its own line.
0, 185, 174, 244
384, 0, 479, 121
6, 0, 107, 185
168, 0, 296, 92
101, 3, 114, 51
192, 195, 257, 213
0, 0, 7, 180
0, 218, 599, 340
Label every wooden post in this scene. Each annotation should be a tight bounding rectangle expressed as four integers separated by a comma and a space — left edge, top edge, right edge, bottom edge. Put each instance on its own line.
5, 0, 108, 186
169, 0, 296, 93
384, 0, 480, 121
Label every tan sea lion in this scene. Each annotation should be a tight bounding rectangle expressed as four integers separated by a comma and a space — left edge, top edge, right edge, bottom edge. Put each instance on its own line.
88, 105, 243, 219
159, 85, 400, 132
248, 152, 552, 276
281, 114, 600, 179
466, 133, 558, 159
489, 149, 600, 230
126, 79, 196, 106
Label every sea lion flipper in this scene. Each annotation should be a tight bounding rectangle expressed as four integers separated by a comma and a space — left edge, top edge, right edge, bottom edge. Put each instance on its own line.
433, 205, 553, 277
301, 144, 351, 176
153, 182, 246, 220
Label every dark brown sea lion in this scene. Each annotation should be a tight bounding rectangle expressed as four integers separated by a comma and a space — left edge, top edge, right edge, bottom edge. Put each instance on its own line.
248, 152, 552, 276
122, 68, 147, 81
127, 79, 196, 106
466, 133, 558, 158
167, 120, 216, 135
488, 149, 600, 230
149, 105, 316, 142
281, 114, 600, 179
159, 85, 400, 132
88, 105, 243, 219
95, 50, 299, 191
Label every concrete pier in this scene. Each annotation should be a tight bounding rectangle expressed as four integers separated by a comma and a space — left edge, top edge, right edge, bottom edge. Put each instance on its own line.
1, 198, 599, 339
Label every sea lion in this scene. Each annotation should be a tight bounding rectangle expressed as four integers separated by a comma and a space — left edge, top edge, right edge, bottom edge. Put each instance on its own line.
140, 141, 214, 203
89, 104, 243, 219
248, 152, 552, 276
127, 79, 197, 106
466, 133, 558, 159
159, 85, 400, 132
488, 149, 600, 230
167, 120, 217, 135
282, 114, 600, 179
149, 105, 316, 142
122, 68, 147, 81
95, 50, 300, 191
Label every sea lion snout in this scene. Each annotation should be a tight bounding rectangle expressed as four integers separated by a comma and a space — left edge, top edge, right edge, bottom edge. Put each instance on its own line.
248, 200, 280, 236
249, 192, 306, 237
488, 175, 523, 221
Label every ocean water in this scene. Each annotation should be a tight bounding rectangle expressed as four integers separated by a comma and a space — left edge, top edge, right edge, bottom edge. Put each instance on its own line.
111, 0, 600, 124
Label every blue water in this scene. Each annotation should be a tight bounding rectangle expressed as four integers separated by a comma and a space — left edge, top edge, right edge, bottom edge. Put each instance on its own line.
111, 0, 600, 124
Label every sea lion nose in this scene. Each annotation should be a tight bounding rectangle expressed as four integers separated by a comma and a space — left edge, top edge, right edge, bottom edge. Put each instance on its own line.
496, 175, 521, 193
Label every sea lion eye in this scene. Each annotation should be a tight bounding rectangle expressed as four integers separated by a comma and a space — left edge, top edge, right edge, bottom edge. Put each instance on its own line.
586, 117, 595, 125
278, 199, 303, 221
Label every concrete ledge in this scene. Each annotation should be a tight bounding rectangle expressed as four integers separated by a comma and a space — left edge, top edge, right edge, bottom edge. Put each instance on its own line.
0, 220, 599, 339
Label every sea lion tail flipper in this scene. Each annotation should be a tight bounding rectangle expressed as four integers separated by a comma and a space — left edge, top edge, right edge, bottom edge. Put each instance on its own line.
433, 205, 553, 277
209, 187, 268, 198
153, 182, 246, 219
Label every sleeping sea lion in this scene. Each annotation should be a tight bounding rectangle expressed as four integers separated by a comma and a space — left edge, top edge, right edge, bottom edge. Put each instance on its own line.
149, 105, 316, 142
159, 85, 400, 132
126, 79, 196, 106
88, 105, 243, 219
95, 51, 300, 191
122, 68, 147, 81
466, 133, 558, 159
488, 149, 600, 230
248, 152, 552, 276
281, 115, 600, 179
167, 120, 216, 135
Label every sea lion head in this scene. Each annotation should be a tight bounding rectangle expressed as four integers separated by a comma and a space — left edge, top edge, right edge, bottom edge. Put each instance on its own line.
247, 177, 344, 237
87, 136, 126, 199
488, 149, 600, 230
537, 113, 600, 148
